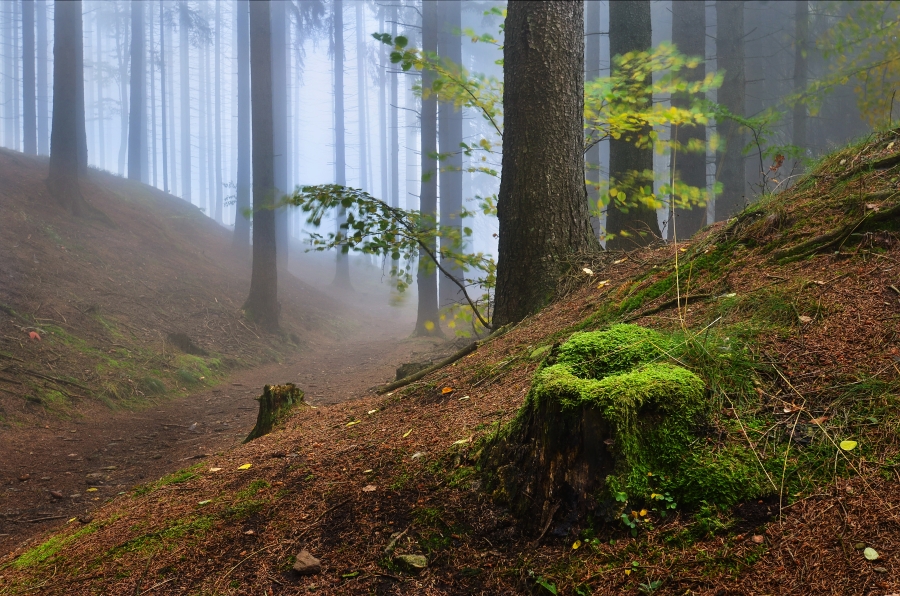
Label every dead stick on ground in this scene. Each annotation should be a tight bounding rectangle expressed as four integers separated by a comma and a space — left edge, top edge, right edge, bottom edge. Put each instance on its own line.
375, 325, 511, 395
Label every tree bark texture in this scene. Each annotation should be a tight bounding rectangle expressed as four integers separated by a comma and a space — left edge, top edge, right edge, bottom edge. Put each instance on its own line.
606, 0, 660, 249
22, 0, 36, 155
669, 0, 707, 240
244, 0, 279, 332
271, 0, 289, 270
715, 0, 745, 221
128, 0, 145, 181
234, 0, 251, 246
493, 2, 598, 327
48, 0, 87, 215
438, 0, 465, 308
414, 0, 441, 336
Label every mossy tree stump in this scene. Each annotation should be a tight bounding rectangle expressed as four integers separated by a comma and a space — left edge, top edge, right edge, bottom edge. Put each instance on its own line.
483, 325, 764, 536
244, 383, 304, 443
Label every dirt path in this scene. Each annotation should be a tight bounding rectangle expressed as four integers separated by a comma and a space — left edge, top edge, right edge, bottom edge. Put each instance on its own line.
0, 319, 452, 556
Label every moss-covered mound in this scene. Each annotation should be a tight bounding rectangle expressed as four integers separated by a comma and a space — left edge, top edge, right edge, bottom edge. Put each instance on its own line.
484, 324, 767, 535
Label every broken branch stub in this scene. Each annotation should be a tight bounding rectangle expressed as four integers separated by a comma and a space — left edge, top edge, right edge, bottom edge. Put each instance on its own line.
244, 383, 304, 443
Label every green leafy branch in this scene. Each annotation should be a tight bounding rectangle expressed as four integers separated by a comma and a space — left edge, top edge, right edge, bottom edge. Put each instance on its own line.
282, 185, 495, 331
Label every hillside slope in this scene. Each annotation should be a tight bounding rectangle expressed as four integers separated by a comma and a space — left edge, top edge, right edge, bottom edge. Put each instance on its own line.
0, 149, 339, 425
4, 133, 900, 595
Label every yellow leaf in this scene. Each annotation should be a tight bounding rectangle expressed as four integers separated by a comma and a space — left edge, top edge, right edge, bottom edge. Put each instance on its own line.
86, 487, 98, 492
597, 279, 611, 289
238, 463, 252, 470
424, 320, 435, 331
209, 467, 222, 472
839, 440, 858, 451
441, 387, 454, 394
625, 569, 632, 576
572, 540, 582, 550
67, 517, 77, 523
367, 409, 378, 415
639, 509, 648, 517
346, 420, 360, 427
403, 429, 412, 438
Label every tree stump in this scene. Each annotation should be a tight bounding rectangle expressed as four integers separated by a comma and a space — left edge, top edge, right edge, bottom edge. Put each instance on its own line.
244, 383, 304, 443
482, 325, 763, 537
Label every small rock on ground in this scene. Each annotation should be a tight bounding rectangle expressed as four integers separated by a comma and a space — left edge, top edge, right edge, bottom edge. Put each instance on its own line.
393, 554, 427, 573
292, 550, 321, 575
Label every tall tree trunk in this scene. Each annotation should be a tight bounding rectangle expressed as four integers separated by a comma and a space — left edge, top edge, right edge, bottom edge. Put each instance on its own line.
49, 0, 87, 214
166, 1, 177, 194
214, 0, 223, 223
205, 32, 214, 213
23, 0, 36, 155
244, 0, 279, 331
332, 0, 351, 288
4, 3, 12, 149
494, 2, 598, 327
414, 0, 440, 336
128, 0, 145, 181
233, 0, 251, 246
793, 0, 807, 167
355, 1, 368, 190
378, 9, 388, 205
584, 0, 601, 239
115, 2, 128, 176
159, 0, 168, 192
36, 0, 48, 155
669, 0, 707, 241
150, 6, 157, 187
179, 0, 191, 203
198, 37, 208, 212
390, 4, 398, 210
715, 0, 745, 220
75, 1, 87, 174
438, 0, 464, 307
606, 0, 660, 249
13, 0, 20, 151
95, 11, 105, 169
271, 0, 288, 270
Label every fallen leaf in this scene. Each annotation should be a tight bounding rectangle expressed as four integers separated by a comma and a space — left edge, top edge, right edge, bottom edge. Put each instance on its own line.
809, 416, 829, 425
209, 467, 222, 472
864, 547, 879, 560
452, 437, 472, 446
458, 395, 470, 401
572, 540, 582, 550
367, 409, 378, 415
28, 331, 40, 341
866, 203, 880, 212
346, 420, 360, 427
402, 429, 412, 438
798, 315, 813, 324
238, 463, 252, 470
888, 141, 895, 151
363, 469, 373, 474
597, 279, 611, 289
362, 485, 377, 492
840, 158, 847, 165
441, 387, 454, 394
751, 535, 765, 544
839, 440, 858, 451
244, 530, 255, 535
582, 268, 594, 276
624, 569, 631, 576
639, 509, 648, 517
613, 258, 628, 264
85, 487, 98, 492
198, 500, 211, 506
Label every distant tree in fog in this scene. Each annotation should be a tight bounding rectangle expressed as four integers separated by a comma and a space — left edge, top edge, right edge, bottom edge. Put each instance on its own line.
244, 0, 279, 332
23, 0, 36, 156
233, 0, 251, 247
36, 0, 49, 155
49, 0, 88, 215
128, 0, 145, 181
715, 0, 745, 221
331, 0, 351, 289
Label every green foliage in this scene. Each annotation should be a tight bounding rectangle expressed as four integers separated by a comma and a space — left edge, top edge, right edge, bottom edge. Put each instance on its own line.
13, 523, 99, 569
283, 185, 494, 332
555, 325, 671, 379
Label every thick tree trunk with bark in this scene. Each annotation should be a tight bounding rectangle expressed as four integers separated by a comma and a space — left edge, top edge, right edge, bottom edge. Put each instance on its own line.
606, 1, 660, 249
715, 0, 745, 220
128, 0, 145, 181
438, 0, 464, 308
669, 0, 707, 240
493, 2, 598, 327
48, 0, 87, 215
23, 0, 36, 155
271, 0, 289, 270
243, 0, 279, 332
414, 0, 441, 337
234, 0, 251, 246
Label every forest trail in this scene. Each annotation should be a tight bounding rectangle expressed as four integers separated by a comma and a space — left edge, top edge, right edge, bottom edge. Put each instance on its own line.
0, 313, 454, 556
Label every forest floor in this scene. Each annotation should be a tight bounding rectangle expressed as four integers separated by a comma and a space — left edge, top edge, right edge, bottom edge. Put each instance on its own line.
0, 149, 460, 557
5, 134, 900, 595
